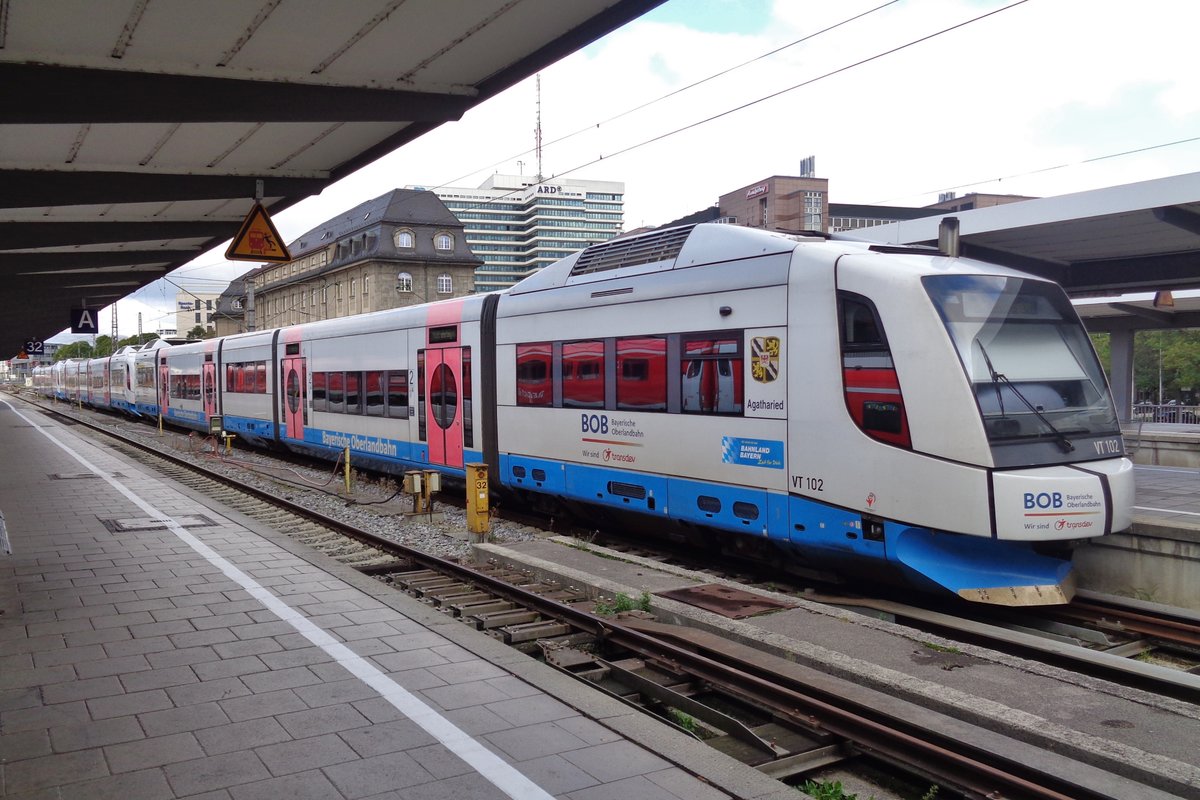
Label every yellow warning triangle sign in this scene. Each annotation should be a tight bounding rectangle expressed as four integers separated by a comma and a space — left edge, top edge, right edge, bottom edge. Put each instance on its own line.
225, 203, 292, 263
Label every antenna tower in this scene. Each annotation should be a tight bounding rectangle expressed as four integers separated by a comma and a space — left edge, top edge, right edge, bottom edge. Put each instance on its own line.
111, 303, 118, 344
535, 73, 543, 182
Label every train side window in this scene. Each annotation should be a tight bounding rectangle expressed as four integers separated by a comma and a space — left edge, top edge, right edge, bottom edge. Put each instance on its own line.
562, 340, 605, 409
417, 351, 426, 441
516, 343, 552, 407
365, 371, 385, 416
386, 370, 409, 418
327, 372, 345, 413
617, 336, 666, 411
680, 335, 744, 415
345, 372, 362, 414
463, 347, 473, 448
839, 293, 911, 448
226, 364, 236, 392
312, 372, 327, 412
256, 362, 267, 394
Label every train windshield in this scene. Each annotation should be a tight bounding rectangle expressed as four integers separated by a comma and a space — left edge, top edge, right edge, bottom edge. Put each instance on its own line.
924, 275, 1119, 458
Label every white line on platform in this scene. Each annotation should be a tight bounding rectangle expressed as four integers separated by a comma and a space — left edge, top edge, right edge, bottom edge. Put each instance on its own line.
1133, 505, 1200, 517
5, 399, 555, 800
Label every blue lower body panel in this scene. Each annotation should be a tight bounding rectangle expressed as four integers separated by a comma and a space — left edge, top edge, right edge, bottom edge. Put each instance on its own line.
888, 527, 1075, 604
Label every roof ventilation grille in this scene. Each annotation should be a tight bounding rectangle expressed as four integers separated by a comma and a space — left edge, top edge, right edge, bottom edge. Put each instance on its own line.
569, 225, 695, 278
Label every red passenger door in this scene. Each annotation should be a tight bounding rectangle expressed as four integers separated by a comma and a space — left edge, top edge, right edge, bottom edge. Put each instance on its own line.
158, 360, 169, 415
281, 356, 306, 440
202, 361, 218, 421
423, 347, 463, 469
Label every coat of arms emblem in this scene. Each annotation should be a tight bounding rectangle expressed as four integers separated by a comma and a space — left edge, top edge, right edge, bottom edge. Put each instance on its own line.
751, 336, 780, 383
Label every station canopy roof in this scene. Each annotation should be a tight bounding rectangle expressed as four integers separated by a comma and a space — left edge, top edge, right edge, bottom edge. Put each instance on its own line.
0, 0, 664, 354
850, 171, 1200, 332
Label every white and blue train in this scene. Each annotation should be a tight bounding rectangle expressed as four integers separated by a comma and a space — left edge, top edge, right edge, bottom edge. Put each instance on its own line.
35, 223, 1133, 605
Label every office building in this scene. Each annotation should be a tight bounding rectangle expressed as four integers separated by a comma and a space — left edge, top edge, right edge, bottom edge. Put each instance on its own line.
419, 174, 625, 292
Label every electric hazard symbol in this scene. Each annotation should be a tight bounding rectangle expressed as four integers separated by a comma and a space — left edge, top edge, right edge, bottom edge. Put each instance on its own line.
225, 203, 292, 263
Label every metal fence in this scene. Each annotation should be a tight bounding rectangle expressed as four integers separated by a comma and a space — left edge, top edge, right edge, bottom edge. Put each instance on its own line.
1132, 404, 1200, 424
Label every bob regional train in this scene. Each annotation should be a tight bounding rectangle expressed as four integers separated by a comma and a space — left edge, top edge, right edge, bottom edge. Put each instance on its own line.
34, 223, 1133, 605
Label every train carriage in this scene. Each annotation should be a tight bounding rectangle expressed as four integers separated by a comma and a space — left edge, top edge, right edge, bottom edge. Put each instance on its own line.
216, 329, 277, 444
279, 296, 487, 475
488, 224, 1131, 604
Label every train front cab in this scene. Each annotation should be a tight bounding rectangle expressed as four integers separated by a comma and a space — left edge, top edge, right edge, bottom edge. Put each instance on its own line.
784, 246, 1132, 605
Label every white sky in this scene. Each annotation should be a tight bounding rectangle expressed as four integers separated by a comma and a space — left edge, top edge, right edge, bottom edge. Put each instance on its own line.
77, 0, 1200, 342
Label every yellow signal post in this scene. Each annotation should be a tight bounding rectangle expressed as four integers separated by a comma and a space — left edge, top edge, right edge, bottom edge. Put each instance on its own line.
344, 446, 352, 495
466, 463, 490, 541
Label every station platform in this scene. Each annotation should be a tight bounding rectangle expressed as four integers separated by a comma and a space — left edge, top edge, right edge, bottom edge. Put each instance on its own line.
0, 398, 772, 800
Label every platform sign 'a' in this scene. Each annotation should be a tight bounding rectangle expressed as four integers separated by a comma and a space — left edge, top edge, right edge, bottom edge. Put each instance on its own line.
225, 203, 292, 263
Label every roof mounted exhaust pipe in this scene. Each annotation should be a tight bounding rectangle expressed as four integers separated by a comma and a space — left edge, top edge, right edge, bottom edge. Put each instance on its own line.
938, 216, 960, 257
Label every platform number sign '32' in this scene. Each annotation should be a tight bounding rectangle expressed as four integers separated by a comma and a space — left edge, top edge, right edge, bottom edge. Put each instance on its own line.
751, 336, 780, 383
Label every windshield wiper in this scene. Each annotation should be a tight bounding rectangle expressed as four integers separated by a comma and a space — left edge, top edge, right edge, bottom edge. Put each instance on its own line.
976, 340, 1075, 453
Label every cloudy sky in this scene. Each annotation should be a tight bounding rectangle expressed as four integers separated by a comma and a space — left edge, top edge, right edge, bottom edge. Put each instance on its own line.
91, 0, 1200, 341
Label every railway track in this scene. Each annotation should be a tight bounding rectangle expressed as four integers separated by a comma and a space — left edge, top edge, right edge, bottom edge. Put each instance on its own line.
14, 393, 1197, 798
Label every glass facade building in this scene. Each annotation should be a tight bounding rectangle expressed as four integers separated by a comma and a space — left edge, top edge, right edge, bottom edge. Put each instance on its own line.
413, 174, 625, 293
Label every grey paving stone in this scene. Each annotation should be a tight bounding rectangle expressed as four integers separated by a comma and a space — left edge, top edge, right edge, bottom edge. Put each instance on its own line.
324, 751, 435, 799
337, 718, 438, 758
259, 645, 333, 670
255, 732, 360, 776
392, 771, 505, 800
49, 715, 145, 752
75, 654, 152, 680
213, 637, 284, 659
0, 687, 45, 713
0, 664, 76, 690
1, 634, 65, 656
440, 706, 513, 737
41, 675, 124, 704
194, 717, 292, 756
65, 627, 132, 647
228, 768, 346, 800
92, 612, 156, 630
406, 743, 474, 780
293, 678, 378, 709
219, 688, 308, 723
146, 644, 223, 669
565, 773, 689, 800
139, 701, 231, 737
562, 740, 671, 783
2, 748, 110, 794
0, 729, 53, 762
421, 680, 512, 712
485, 721, 589, 762
484, 695, 576, 727
119, 664, 200, 693
191, 611, 255, 631
241, 665, 322, 694
1, 701, 92, 733
105, 731, 205, 773
163, 750, 272, 796
646, 767, 733, 800
192, 655, 270, 682
63, 766, 177, 800
515, 753, 601, 795
371, 648, 450, 673
102, 635, 175, 658
25, 617, 96, 637
275, 703, 372, 738
87, 689, 174, 720
165, 676, 249, 705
